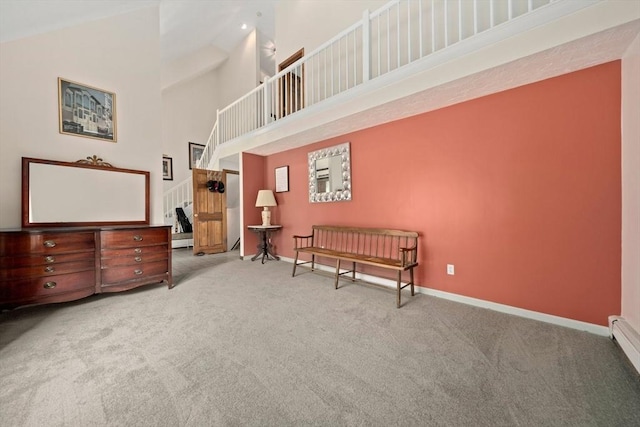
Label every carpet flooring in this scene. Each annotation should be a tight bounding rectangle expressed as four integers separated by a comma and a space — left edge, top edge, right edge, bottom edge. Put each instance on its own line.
1, 248, 639, 426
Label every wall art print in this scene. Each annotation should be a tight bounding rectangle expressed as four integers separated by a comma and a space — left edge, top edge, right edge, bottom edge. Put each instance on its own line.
58, 78, 117, 142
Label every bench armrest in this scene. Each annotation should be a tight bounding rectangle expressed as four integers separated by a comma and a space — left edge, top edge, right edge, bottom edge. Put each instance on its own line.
399, 246, 418, 267
293, 234, 314, 249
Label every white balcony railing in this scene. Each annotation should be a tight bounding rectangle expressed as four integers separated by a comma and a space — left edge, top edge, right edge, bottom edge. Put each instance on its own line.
196, 0, 574, 169
163, 176, 193, 229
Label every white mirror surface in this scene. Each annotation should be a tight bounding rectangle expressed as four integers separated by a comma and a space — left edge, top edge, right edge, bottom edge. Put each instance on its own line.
24, 158, 149, 226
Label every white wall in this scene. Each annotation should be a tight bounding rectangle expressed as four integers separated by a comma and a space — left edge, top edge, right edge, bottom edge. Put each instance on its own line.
216, 30, 259, 108
275, 0, 387, 64
162, 70, 219, 190
0, 7, 163, 228
621, 33, 640, 333
226, 173, 240, 251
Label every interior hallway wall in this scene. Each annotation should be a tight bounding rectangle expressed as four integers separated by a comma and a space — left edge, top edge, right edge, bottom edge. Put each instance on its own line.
260, 61, 622, 326
162, 70, 220, 191
621, 33, 640, 333
275, 0, 387, 63
217, 30, 259, 108
0, 7, 163, 227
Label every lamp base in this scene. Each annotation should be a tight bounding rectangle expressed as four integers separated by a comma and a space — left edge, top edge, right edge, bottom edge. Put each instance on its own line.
261, 209, 271, 226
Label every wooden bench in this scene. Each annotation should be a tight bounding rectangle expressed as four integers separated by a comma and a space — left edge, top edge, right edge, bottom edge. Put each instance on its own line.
292, 225, 419, 308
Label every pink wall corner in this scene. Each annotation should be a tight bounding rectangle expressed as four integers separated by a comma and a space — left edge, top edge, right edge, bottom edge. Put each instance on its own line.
242, 153, 266, 254
260, 61, 622, 326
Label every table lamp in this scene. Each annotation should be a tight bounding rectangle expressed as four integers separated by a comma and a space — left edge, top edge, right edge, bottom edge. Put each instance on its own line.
255, 190, 277, 226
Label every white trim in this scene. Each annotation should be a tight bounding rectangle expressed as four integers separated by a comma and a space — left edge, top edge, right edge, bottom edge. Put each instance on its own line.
282, 257, 609, 336
420, 287, 609, 336
609, 316, 640, 374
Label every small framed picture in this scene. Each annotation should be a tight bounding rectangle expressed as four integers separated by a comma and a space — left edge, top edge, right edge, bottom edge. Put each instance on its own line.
58, 78, 117, 142
162, 156, 173, 180
275, 165, 289, 193
189, 142, 206, 169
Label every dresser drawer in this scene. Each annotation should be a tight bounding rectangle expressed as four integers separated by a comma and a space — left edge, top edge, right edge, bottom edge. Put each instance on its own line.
0, 260, 95, 280
101, 228, 168, 248
101, 251, 168, 268
101, 260, 169, 285
0, 251, 94, 268
0, 271, 95, 301
100, 244, 168, 259
0, 232, 95, 256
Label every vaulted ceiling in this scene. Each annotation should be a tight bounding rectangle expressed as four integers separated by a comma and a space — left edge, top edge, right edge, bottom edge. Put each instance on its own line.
0, 0, 278, 89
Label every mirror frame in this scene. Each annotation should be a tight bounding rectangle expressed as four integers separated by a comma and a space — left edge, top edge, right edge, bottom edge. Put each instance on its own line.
22, 157, 150, 227
308, 142, 351, 203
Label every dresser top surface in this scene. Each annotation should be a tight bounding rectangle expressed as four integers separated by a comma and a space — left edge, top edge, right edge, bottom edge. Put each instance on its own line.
0, 225, 171, 234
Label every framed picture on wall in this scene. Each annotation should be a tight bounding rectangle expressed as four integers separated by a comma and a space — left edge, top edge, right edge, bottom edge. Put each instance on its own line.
275, 166, 289, 192
162, 156, 173, 180
189, 142, 205, 169
58, 78, 117, 142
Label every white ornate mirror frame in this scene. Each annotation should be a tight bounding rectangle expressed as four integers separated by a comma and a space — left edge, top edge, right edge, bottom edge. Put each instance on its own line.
308, 142, 351, 203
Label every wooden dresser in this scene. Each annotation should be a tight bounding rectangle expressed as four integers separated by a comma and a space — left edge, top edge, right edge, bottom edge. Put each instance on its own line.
0, 225, 172, 309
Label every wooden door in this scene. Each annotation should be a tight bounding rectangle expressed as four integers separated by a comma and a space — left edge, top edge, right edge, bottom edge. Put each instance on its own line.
192, 168, 226, 255
279, 48, 304, 118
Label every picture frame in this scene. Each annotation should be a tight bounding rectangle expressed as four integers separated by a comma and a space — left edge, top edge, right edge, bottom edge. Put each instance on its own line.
162, 156, 173, 181
189, 142, 205, 169
58, 78, 117, 142
275, 165, 289, 193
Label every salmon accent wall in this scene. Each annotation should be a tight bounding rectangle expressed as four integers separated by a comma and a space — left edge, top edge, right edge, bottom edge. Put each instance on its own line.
256, 61, 622, 326
242, 153, 267, 254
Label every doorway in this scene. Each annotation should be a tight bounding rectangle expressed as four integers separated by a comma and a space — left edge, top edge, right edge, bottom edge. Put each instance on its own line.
278, 48, 304, 118
192, 168, 226, 255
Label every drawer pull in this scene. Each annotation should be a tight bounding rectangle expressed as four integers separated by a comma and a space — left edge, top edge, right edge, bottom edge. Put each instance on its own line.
43, 281, 57, 289
134, 256, 142, 263
134, 248, 142, 254
43, 240, 56, 248
44, 266, 55, 273
134, 269, 143, 275
133, 235, 143, 242
44, 256, 55, 263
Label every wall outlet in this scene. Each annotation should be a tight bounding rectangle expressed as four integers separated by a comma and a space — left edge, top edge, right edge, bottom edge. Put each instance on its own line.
447, 264, 455, 275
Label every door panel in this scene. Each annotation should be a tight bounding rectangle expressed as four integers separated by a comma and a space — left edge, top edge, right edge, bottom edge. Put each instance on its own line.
192, 168, 226, 255
278, 48, 304, 119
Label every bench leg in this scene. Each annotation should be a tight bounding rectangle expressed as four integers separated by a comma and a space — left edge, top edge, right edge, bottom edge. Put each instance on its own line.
352, 262, 356, 281
311, 255, 315, 272
397, 271, 402, 308
335, 259, 341, 289
292, 251, 299, 277
410, 267, 415, 296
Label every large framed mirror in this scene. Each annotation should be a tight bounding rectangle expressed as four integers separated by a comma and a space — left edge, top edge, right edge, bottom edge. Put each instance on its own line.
22, 156, 149, 227
308, 142, 351, 203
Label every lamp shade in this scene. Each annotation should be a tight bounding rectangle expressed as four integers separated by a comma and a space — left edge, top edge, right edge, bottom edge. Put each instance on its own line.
255, 190, 277, 207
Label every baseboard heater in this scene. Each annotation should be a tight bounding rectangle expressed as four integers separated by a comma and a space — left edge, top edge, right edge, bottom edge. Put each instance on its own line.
608, 316, 640, 374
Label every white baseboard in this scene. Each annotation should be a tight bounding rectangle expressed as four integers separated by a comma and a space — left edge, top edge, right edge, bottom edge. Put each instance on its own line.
171, 239, 193, 249
609, 316, 640, 374
283, 256, 609, 336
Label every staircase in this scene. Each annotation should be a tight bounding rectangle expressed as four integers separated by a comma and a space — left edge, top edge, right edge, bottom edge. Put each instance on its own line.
164, 0, 605, 221
163, 176, 194, 248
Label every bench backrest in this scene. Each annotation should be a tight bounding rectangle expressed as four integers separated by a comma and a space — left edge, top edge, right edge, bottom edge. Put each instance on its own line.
311, 225, 418, 262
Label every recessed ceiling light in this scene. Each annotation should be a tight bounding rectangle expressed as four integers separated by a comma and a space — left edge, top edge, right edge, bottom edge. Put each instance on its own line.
241, 23, 247, 30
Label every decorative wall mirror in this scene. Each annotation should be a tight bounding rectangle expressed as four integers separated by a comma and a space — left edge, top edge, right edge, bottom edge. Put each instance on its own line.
22, 156, 150, 227
308, 142, 351, 203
